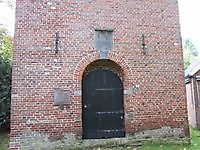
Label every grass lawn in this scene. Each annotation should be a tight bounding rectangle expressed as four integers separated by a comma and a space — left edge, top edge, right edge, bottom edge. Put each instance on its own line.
102, 127, 200, 150
136, 127, 200, 150
0, 132, 9, 150
0, 127, 200, 150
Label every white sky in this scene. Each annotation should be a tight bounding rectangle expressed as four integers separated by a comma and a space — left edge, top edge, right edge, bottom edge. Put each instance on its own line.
0, 0, 15, 35
0, 0, 200, 50
178, 0, 200, 51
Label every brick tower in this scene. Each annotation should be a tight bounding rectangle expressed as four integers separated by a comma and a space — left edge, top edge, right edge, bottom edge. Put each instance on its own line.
10, 0, 189, 149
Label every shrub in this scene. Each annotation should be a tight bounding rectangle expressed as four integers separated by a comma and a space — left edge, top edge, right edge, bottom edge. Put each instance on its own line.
0, 28, 12, 128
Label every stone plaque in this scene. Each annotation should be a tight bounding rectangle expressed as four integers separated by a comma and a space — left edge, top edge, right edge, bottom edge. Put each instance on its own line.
74, 90, 82, 96
124, 88, 133, 95
54, 89, 70, 105
95, 30, 113, 58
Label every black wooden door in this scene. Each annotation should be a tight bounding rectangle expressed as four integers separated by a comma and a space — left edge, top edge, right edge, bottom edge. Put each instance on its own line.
82, 69, 125, 139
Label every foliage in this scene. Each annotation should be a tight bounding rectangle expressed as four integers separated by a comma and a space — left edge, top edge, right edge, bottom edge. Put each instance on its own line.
0, 28, 12, 127
183, 39, 199, 70
0, 28, 13, 61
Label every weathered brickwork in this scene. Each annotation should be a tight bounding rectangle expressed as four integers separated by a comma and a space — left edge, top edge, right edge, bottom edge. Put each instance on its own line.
11, 0, 189, 149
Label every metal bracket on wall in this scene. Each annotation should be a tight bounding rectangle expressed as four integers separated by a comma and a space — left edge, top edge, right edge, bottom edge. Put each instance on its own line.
55, 32, 59, 54
142, 34, 147, 54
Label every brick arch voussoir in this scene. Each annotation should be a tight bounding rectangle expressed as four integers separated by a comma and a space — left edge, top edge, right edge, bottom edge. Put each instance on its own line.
108, 53, 134, 82
73, 52, 134, 89
73, 52, 100, 84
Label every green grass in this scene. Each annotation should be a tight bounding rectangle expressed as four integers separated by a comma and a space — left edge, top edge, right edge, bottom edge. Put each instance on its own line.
0, 127, 200, 150
94, 127, 200, 150
105, 127, 200, 150
136, 127, 200, 150
0, 132, 9, 150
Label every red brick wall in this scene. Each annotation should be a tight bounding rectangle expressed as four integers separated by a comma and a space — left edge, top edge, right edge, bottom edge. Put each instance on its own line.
10, 0, 189, 149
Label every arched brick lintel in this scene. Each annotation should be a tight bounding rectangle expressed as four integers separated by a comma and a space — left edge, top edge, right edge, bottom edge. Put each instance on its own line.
73, 52, 134, 85
72, 51, 135, 134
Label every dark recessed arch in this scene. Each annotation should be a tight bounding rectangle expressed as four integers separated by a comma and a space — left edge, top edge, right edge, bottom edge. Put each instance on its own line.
82, 59, 125, 139
82, 59, 124, 81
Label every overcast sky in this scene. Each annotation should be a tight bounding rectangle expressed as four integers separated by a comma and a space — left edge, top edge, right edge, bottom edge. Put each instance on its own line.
179, 0, 200, 50
0, 0, 200, 50
0, 0, 15, 34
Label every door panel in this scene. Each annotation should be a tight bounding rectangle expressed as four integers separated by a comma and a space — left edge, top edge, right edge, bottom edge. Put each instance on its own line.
82, 69, 125, 139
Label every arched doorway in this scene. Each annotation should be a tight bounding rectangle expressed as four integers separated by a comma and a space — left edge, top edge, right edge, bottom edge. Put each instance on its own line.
82, 60, 125, 139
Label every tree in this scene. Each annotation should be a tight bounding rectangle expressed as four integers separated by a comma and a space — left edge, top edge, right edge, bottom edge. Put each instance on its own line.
0, 28, 13, 128
183, 39, 199, 70
0, 28, 13, 61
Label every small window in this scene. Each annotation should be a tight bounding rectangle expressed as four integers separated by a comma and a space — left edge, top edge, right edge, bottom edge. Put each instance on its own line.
95, 30, 113, 58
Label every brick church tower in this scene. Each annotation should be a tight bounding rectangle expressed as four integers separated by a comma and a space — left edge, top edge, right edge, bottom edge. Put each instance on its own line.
10, 0, 189, 149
